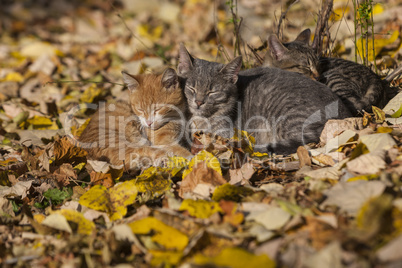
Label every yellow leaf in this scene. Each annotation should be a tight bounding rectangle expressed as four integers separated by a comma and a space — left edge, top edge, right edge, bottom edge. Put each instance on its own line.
80, 84, 102, 103
373, 3, 384, 15
34, 214, 46, 224
79, 180, 138, 221
356, 194, 392, 232
135, 166, 172, 197
357, 30, 399, 61
71, 118, 91, 137
192, 247, 275, 268
182, 150, 222, 179
129, 217, 188, 250
376, 127, 393, 134
372, 106, 385, 123
149, 250, 183, 266
26, 116, 58, 130
252, 151, 269, 158
137, 24, 163, 42
179, 199, 223, 219
166, 156, 189, 177
392, 208, 402, 235
231, 128, 255, 154
391, 104, 402, 118
347, 174, 378, 182
212, 183, 254, 202
0, 157, 19, 167
331, 6, 350, 21
0, 72, 24, 82
53, 209, 95, 235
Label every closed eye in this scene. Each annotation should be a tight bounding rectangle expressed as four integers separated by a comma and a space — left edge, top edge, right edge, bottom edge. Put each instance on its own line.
187, 85, 196, 94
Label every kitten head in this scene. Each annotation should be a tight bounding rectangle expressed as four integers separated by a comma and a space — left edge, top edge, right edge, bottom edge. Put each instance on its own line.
264, 29, 319, 79
178, 43, 242, 117
122, 68, 185, 130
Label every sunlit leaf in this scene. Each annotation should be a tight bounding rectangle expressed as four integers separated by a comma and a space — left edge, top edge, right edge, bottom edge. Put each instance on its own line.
135, 166, 172, 197
390, 104, 402, 118
179, 199, 223, 219
212, 183, 254, 202
53, 209, 95, 235
0, 72, 24, 82
231, 128, 255, 154
182, 150, 222, 179
149, 250, 183, 266
26, 116, 58, 130
129, 217, 188, 250
192, 247, 275, 268
80, 84, 102, 103
79, 180, 138, 221
372, 106, 385, 123
357, 30, 399, 61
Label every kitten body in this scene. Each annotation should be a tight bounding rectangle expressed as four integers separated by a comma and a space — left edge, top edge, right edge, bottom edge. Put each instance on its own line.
79, 69, 191, 170
264, 29, 398, 115
178, 45, 352, 155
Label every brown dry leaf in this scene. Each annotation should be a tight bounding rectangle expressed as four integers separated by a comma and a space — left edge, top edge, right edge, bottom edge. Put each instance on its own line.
304, 216, 339, 250
297, 146, 311, 168
179, 161, 227, 198
313, 154, 336, 166
53, 163, 77, 187
228, 162, 255, 185
89, 171, 114, 188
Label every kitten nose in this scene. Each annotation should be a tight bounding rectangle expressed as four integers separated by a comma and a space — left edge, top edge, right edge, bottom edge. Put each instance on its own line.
195, 101, 204, 108
146, 120, 153, 127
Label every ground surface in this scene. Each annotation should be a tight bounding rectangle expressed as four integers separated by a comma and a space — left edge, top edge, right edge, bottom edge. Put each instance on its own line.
1, 0, 402, 267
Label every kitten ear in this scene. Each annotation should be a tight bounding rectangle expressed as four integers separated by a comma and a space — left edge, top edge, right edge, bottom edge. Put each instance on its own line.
268, 35, 288, 60
295, 29, 311, 45
178, 43, 194, 75
219, 56, 242, 84
122, 71, 140, 92
161, 68, 179, 90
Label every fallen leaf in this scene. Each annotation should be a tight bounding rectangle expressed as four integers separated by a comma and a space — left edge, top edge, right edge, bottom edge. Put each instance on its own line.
212, 183, 254, 202
179, 161, 226, 198
192, 247, 275, 268
79, 180, 138, 221
53, 209, 95, 235
129, 216, 188, 250
179, 199, 223, 219
321, 180, 386, 216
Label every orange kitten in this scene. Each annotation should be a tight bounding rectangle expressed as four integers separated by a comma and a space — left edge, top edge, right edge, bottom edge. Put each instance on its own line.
79, 68, 192, 170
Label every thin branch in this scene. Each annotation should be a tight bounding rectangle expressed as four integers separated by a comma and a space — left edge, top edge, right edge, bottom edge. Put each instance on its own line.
312, 0, 334, 55
276, 0, 300, 39
45, 80, 125, 86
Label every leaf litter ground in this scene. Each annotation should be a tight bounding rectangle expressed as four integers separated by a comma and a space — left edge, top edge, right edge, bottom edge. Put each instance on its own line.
1, 0, 402, 267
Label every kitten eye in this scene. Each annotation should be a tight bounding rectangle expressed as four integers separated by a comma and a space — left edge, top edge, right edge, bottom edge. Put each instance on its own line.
137, 108, 144, 113
207, 91, 218, 96
187, 86, 196, 93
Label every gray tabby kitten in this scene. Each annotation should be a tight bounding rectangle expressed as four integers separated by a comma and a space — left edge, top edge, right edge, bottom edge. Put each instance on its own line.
264, 29, 398, 115
178, 44, 352, 154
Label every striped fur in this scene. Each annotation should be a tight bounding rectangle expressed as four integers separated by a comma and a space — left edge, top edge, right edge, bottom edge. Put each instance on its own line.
179, 44, 352, 155
264, 29, 398, 115
78, 70, 191, 170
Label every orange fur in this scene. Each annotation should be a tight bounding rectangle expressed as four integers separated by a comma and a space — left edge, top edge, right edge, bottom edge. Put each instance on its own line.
79, 71, 191, 170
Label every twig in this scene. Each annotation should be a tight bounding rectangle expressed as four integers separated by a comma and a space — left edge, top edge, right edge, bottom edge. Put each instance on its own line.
45, 80, 124, 86
246, 43, 264, 65
275, 0, 300, 39
312, 0, 334, 55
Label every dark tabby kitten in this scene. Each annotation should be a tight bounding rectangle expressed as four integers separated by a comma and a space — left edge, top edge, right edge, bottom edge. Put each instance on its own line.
178, 44, 352, 155
264, 29, 398, 115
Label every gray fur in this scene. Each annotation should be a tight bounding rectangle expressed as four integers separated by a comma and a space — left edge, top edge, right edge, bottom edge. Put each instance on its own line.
264, 29, 398, 115
179, 45, 352, 155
